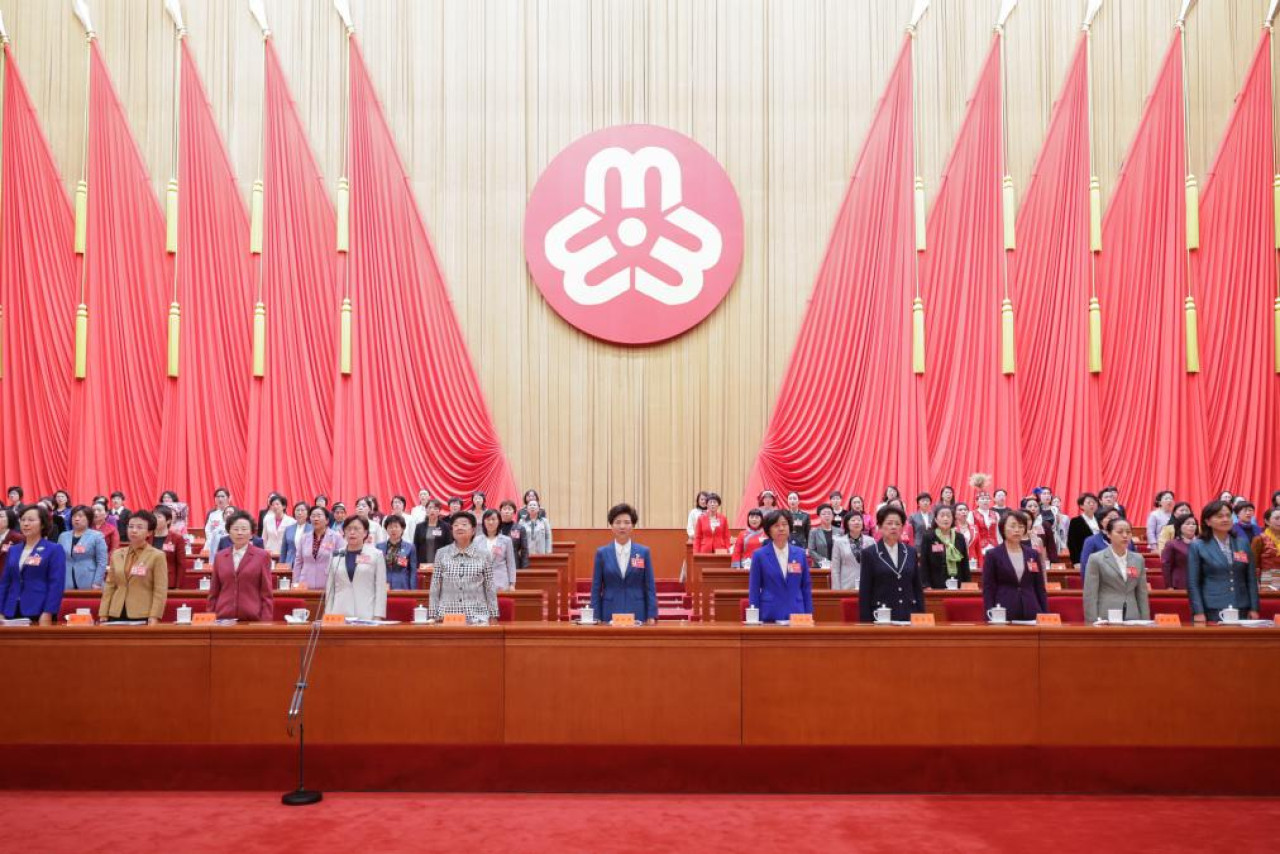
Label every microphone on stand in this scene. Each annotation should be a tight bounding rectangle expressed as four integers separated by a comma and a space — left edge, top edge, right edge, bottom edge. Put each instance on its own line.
281, 559, 337, 806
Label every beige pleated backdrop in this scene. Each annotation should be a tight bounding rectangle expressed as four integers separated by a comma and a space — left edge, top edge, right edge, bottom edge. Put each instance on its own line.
1, 0, 1267, 525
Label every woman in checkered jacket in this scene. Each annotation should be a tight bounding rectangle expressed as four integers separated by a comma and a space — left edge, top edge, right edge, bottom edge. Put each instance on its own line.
429, 512, 500, 623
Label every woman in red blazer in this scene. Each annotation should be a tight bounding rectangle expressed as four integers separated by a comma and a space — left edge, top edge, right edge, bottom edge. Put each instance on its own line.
693, 493, 731, 554
208, 511, 275, 622
153, 505, 188, 590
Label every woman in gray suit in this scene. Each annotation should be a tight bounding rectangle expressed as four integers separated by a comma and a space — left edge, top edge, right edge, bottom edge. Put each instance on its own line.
830, 513, 873, 590
1083, 516, 1149, 623
430, 512, 499, 623
1187, 499, 1260, 624
476, 509, 518, 591
323, 516, 388, 620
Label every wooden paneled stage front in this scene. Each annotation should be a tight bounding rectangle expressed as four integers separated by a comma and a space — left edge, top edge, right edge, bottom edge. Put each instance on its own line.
2, 624, 1277, 794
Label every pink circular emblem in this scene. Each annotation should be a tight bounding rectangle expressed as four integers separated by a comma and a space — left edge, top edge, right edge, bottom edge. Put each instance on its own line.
524, 124, 744, 345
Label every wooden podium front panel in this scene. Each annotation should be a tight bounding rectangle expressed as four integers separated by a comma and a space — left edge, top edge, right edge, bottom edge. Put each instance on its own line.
1038, 628, 1280, 747
503, 625, 742, 745
741, 627, 1040, 746
209, 627, 505, 745
0, 627, 211, 744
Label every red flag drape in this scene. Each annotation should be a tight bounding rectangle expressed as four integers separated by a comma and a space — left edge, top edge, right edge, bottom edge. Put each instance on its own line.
157, 41, 254, 509
1196, 32, 1280, 500
331, 38, 517, 503
244, 41, 339, 509
922, 37, 1023, 497
1097, 31, 1209, 508
1011, 37, 1101, 503
738, 40, 924, 521
0, 45, 76, 496
67, 42, 171, 505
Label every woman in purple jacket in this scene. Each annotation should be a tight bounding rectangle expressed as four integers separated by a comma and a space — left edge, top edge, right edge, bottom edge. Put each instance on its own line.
982, 510, 1048, 622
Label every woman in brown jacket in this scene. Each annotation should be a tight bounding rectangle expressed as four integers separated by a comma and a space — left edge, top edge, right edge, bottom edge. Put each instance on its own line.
99, 510, 168, 625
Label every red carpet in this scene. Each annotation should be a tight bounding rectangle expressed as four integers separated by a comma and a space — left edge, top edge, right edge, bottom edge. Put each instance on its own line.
4, 792, 1277, 853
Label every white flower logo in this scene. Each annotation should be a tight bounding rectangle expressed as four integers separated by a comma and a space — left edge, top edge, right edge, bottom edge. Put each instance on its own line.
543, 146, 723, 307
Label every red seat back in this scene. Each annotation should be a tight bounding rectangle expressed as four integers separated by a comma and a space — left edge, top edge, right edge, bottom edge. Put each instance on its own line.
1148, 598, 1190, 621
498, 596, 515, 623
384, 598, 424, 622
739, 598, 749, 620
161, 598, 208, 623
1047, 595, 1084, 623
1147, 574, 1167, 590
1064, 574, 1083, 590
1259, 600, 1280, 621
272, 597, 307, 622
942, 597, 985, 623
57, 597, 101, 621
840, 596, 859, 623
655, 580, 685, 594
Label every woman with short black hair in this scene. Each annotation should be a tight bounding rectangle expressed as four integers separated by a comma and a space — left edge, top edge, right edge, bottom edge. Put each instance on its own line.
747, 510, 811, 623
324, 516, 388, 620
430, 512, 499, 622
858, 505, 924, 622
0, 505, 66, 624
99, 510, 167, 624
981, 510, 1048, 622
1187, 500, 1259, 624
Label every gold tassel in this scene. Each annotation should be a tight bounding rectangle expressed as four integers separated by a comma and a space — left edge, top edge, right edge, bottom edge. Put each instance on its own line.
912, 297, 925, 374
1273, 175, 1280, 250
1000, 298, 1015, 375
1002, 175, 1016, 250
74, 303, 89, 379
166, 302, 181, 377
1273, 297, 1280, 375
250, 179, 264, 254
1185, 174, 1199, 250
74, 180, 88, 254
1184, 295, 1200, 373
252, 301, 266, 378
165, 179, 179, 253
339, 297, 353, 375
1088, 297, 1102, 374
336, 177, 350, 253
1089, 177, 1102, 253
913, 177, 926, 252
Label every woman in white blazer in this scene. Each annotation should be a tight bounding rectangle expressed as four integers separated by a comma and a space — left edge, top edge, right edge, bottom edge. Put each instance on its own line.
1083, 516, 1149, 623
324, 516, 388, 620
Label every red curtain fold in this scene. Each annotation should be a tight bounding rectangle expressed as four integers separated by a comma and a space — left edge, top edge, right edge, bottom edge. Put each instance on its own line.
1196, 32, 1279, 501
0, 45, 76, 496
66, 42, 171, 506
156, 42, 254, 509
922, 36, 1023, 498
1097, 31, 1209, 507
244, 41, 339, 510
1011, 37, 1101, 503
331, 38, 518, 503
738, 40, 924, 522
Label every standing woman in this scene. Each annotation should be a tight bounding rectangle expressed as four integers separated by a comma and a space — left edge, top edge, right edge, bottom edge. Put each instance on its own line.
786, 492, 811, 549
757, 490, 779, 512
953, 503, 977, 554
859, 505, 925, 622
60, 506, 108, 591
99, 511, 167, 625
517, 489, 548, 523
53, 490, 74, 530
938, 485, 956, 508
981, 511, 1048, 622
590, 503, 658, 625
324, 517, 388, 620
731, 509, 768, 569
806, 504, 837, 567
1147, 491, 1175, 549
151, 506, 187, 590
413, 499, 453, 566
1251, 507, 1280, 588
1187, 500, 1259, 624
293, 506, 343, 589
877, 485, 902, 512
476, 509, 518, 591
0, 505, 66, 624
377, 515, 419, 591
260, 494, 291, 558
498, 501, 529, 569
521, 500, 553, 556
918, 504, 971, 590
747, 511, 812, 623
1083, 517, 1149, 623
279, 501, 311, 568
207, 511, 274, 622
390, 496, 415, 545
0, 508, 21, 560
1067, 493, 1101, 568
354, 497, 388, 546
1021, 497, 1058, 565
831, 513, 873, 591
685, 491, 710, 541
430, 512, 499, 622
694, 493, 731, 554
848, 496, 873, 534
970, 491, 1000, 564
1157, 501, 1194, 553
159, 490, 190, 536
1160, 513, 1198, 590
91, 503, 120, 554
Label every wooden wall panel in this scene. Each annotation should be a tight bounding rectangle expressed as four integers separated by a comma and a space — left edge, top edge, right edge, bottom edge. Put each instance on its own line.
2, 0, 1263, 526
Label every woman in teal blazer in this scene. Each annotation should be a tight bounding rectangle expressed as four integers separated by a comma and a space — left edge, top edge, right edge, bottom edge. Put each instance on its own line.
1187, 500, 1259, 623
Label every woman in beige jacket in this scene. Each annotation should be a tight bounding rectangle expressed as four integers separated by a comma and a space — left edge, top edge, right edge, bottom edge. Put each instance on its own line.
99, 510, 168, 624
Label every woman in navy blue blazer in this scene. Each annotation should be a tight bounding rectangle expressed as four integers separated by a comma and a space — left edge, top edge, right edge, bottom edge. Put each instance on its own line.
982, 510, 1048, 621
590, 503, 658, 624
859, 504, 925, 622
0, 505, 66, 625
747, 510, 812, 622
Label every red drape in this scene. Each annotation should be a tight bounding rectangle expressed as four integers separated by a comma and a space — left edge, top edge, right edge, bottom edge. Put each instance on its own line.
0, 45, 76, 496
157, 42, 254, 509
331, 38, 517, 503
244, 41, 338, 510
922, 36, 1023, 497
67, 42, 171, 505
1196, 32, 1279, 500
738, 40, 924, 522
1011, 37, 1101, 503
1097, 31, 1209, 508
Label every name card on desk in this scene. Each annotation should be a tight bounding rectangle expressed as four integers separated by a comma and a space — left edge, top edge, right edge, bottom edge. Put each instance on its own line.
192, 612, 217, 625
1154, 613, 1182, 627
67, 613, 94, 625
442, 613, 468, 626
789, 613, 815, 627
610, 613, 636, 627
960, 582, 979, 591
1045, 582, 1062, 592
322, 613, 347, 625
1036, 613, 1062, 626
910, 613, 935, 627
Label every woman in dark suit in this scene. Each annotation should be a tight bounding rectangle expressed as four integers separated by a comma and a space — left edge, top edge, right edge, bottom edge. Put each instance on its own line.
747, 510, 812, 623
917, 504, 970, 590
859, 505, 925, 622
982, 510, 1048, 621
1187, 500, 1259, 624
1066, 493, 1100, 568
412, 499, 453, 566
1160, 512, 1198, 590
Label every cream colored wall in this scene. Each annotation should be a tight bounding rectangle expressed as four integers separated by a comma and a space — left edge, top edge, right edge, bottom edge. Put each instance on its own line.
2, 0, 1265, 525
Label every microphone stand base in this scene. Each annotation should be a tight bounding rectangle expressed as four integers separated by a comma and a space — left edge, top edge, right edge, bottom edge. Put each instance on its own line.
281, 789, 323, 807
